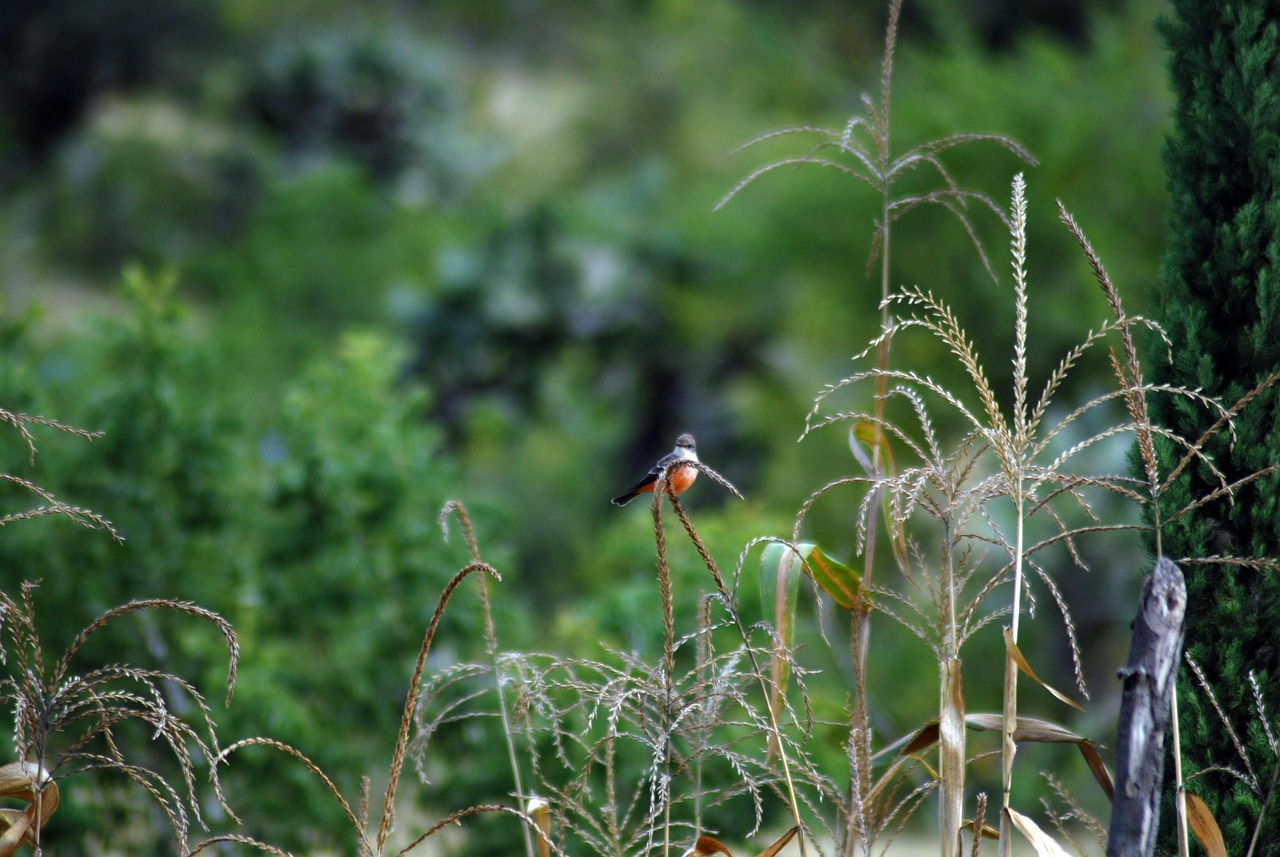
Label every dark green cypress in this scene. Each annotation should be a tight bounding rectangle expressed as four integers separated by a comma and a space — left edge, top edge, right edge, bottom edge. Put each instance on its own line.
1152, 2, 1280, 853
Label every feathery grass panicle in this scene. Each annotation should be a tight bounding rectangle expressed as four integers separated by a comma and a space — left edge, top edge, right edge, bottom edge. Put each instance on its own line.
1056, 201, 1163, 500
1010, 174, 1030, 446
793, 176, 1243, 854
204, 561, 568, 857
213, 737, 367, 837
0, 409, 121, 541
0, 585, 239, 854
1039, 773, 1106, 853
0, 409, 103, 465
717, 0, 1033, 286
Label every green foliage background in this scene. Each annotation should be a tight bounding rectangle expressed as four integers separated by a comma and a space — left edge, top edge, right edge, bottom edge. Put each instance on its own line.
1152, 0, 1280, 852
0, 0, 1182, 852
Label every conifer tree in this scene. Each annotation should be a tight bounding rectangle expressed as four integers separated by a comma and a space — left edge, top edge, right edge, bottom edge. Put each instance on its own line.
1152, 2, 1280, 852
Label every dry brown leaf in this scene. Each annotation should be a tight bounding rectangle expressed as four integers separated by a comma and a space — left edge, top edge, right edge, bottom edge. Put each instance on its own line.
527, 797, 551, 857
1077, 739, 1114, 801
0, 762, 57, 856
965, 712, 1079, 743
0, 809, 34, 857
0, 763, 58, 823
966, 712, 1113, 801
898, 719, 941, 757
1006, 808, 1072, 857
1185, 792, 1227, 857
960, 819, 1000, 840
755, 826, 799, 857
1005, 628, 1084, 712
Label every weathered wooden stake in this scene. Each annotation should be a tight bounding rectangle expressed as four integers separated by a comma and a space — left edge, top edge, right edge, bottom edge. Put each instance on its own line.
1105, 557, 1187, 857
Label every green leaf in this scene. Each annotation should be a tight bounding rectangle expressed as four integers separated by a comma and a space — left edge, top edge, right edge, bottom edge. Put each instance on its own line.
758, 542, 806, 760
803, 544, 866, 611
758, 542, 807, 636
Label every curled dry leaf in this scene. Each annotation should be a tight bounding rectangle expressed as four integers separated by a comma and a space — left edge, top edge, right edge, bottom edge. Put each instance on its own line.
755, 825, 800, 857
1006, 808, 1072, 857
966, 713, 1115, 800
0, 762, 58, 856
1077, 739, 1115, 801
0, 809, 35, 857
1185, 792, 1227, 857
0, 763, 58, 822
1005, 628, 1084, 712
526, 797, 551, 857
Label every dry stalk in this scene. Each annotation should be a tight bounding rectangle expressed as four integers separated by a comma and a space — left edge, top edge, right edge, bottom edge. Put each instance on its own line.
439, 500, 534, 857
378, 562, 500, 852
720, 3, 1032, 852
654, 473, 807, 857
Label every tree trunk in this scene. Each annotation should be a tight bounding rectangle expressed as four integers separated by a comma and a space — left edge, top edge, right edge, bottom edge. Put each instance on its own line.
1105, 558, 1186, 857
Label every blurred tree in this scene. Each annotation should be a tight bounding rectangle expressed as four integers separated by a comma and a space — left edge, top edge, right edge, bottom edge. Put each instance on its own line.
37, 100, 266, 273
0, 0, 221, 168
1151, 1, 1280, 852
908, 0, 1115, 50
241, 30, 475, 191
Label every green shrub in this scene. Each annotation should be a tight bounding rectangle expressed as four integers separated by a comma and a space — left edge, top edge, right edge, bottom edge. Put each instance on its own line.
0, 269, 526, 851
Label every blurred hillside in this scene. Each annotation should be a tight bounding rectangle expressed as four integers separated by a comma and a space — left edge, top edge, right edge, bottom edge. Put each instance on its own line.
0, 0, 1171, 852
2, 0, 1171, 588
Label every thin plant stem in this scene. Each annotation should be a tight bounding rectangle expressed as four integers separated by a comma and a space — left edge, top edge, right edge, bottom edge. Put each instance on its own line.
1172, 685, 1189, 857
652, 482, 678, 857
999, 486, 1024, 857
850, 4, 904, 851
1246, 758, 1279, 857
666, 488, 809, 857
939, 515, 964, 857
377, 563, 498, 853
440, 501, 533, 857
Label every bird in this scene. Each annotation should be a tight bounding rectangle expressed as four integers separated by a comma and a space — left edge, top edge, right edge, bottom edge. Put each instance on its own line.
610, 433, 698, 506
682, 835, 734, 857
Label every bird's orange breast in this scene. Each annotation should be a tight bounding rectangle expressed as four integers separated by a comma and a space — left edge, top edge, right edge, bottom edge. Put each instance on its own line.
667, 463, 698, 495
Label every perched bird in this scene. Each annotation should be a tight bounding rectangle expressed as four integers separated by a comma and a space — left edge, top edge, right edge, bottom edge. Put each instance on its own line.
682, 835, 734, 857
684, 827, 798, 857
610, 433, 698, 506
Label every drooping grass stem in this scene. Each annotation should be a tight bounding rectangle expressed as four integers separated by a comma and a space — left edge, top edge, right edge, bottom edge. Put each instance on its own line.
650, 470, 809, 857
439, 501, 534, 857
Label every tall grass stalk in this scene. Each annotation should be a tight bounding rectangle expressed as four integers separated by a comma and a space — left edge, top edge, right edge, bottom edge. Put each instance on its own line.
439, 500, 534, 857
650, 464, 808, 854
200, 560, 568, 857
997, 172, 1032, 857
793, 172, 1256, 854
719, 3, 1032, 850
